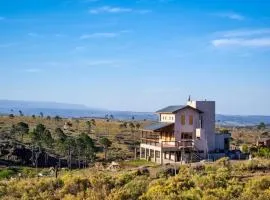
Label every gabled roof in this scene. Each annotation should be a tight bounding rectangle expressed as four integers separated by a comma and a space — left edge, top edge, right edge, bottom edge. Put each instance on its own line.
142, 122, 174, 131
156, 105, 203, 114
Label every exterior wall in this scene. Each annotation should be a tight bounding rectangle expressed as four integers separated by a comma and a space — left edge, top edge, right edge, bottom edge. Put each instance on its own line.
160, 114, 175, 123
174, 109, 200, 141
187, 100, 216, 152
215, 134, 230, 151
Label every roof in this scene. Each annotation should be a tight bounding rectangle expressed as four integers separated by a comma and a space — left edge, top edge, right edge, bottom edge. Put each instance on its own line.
156, 105, 203, 114
142, 122, 174, 131
156, 105, 185, 113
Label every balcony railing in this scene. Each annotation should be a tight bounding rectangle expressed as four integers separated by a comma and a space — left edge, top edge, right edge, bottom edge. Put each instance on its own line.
141, 138, 195, 148
141, 138, 160, 146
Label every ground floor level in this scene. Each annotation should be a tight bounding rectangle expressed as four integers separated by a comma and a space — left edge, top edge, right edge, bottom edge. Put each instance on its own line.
140, 144, 202, 164
140, 144, 227, 164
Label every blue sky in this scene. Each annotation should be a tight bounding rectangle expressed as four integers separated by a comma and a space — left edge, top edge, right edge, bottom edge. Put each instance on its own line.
0, 0, 269, 115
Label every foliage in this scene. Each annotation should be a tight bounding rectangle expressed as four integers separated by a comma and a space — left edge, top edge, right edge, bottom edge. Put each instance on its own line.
99, 137, 112, 160
1, 160, 270, 200
257, 147, 270, 158
258, 122, 266, 130
241, 144, 249, 154
0, 169, 17, 180
11, 122, 29, 141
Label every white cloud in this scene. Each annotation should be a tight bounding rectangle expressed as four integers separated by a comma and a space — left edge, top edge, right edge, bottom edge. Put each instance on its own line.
215, 12, 245, 21
89, 6, 151, 14
28, 32, 42, 37
212, 38, 270, 47
80, 32, 118, 39
24, 68, 41, 73
219, 28, 270, 37
89, 6, 132, 14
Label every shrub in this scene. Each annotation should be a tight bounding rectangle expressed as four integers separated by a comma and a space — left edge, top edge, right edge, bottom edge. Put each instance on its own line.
0, 169, 17, 180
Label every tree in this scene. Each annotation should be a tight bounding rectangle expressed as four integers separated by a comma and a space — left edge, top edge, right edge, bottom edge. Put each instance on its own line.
90, 119, 96, 126
30, 124, 46, 144
258, 122, 266, 130
86, 121, 92, 134
110, 114, 114, 121
32, 114, 36, 119
75, 119, 80, 131
54, 115, 62, 121
129, 122, 137, 159
76, 133, 95, 168
40, 112, 44, 118
129, 122, 135, 130
54, 115, 62, 128
16, 122, 29, 142
9, 114, 14, 119
119, 122, 128, 129
63, 137, 76, 169
54, 128, 67, 142
99, 137, 112, 160
241, 144, 249, 154
46, 116, 51, 120
19, 110, 24, 117
42, 129, 54, 147
135, 123, 141, 130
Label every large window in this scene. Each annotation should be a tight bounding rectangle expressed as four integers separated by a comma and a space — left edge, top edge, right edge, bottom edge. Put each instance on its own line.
181, 115, 185, 125
189, 115, 193, 125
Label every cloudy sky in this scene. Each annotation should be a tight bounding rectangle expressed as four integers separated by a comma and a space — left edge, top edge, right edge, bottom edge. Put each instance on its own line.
0, 0, 269, 115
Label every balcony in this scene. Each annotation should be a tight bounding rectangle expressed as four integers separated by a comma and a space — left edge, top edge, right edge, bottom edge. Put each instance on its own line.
141, 138, 195, 150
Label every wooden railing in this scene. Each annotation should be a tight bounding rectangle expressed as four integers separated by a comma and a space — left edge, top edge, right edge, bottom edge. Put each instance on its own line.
141, 138, 160, 147
141, 138, 195, 148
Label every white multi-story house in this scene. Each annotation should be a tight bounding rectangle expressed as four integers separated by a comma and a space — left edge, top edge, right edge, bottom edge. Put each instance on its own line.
140, 99, 230, 164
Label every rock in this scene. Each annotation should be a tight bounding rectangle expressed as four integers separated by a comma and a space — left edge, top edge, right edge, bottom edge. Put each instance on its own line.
137, 166, 150, 175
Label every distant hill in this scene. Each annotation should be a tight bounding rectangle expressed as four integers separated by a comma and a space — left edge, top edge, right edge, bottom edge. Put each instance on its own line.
0, 100, 88, 110
0, 100, 270, 126
216, 114, 270, 126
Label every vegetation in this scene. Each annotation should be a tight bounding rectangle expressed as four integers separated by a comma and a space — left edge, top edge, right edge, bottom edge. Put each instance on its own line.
1, 158, 270, 199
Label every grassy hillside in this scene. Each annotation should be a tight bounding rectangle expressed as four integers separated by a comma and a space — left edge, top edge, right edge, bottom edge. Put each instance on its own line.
0, 115, 151, 167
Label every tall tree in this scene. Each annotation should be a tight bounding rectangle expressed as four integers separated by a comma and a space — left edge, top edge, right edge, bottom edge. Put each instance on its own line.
135, 123, 141, 130
76, 133, 95, 168
90, 119, 96, 126
75, 119, 80, 131
54, 128, 67, 142
86, 121, 92, 134
99, 137, 112, 160
19, 110, 24, 117
40, 112, 44, 118
258, 122, 266, 130
16, 122, 29, 142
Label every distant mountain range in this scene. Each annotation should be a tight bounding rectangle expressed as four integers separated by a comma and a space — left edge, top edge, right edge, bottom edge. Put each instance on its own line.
0, 100, 89, 110
0, 100, 269, 126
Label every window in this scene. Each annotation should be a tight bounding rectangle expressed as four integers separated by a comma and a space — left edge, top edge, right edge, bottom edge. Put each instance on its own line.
189, 115, 193, 125
181, 115, 185, 125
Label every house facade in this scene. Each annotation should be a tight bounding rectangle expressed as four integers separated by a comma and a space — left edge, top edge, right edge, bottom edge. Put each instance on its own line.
140, 99, 230, 164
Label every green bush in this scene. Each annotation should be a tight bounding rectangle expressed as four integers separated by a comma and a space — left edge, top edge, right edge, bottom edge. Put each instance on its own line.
0, 169, 16, 180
